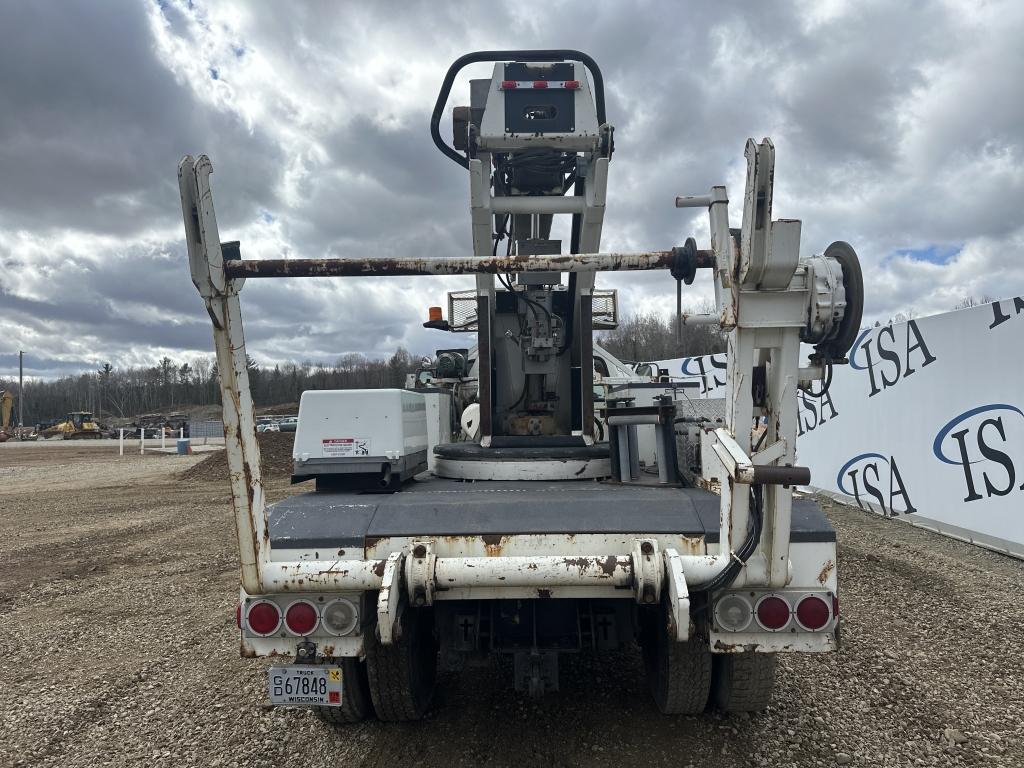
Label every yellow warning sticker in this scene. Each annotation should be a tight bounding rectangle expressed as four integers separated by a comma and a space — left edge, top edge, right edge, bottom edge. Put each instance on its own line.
328, 669, 341, 682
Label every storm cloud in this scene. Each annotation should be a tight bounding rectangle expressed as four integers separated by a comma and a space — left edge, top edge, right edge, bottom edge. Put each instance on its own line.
2, 0, 1023, 378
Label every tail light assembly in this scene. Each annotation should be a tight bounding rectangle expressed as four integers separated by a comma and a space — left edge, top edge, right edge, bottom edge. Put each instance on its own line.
241, 595, 360, 638
713, 590, 836, 633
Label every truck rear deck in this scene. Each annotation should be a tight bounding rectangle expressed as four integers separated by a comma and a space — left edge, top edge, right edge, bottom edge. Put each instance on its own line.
267, 480, 835, 555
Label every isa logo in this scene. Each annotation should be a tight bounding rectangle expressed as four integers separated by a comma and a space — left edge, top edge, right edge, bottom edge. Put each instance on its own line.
933, 404, 1024, 503
849, 320, 937, 398
836, 452, 916, 517
679, 353, 727, 396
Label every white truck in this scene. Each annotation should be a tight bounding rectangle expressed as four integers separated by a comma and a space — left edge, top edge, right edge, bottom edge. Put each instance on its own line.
178, 49, 863, 723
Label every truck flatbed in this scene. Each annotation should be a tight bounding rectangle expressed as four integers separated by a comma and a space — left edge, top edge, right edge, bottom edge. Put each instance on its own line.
267, 480, 835, 550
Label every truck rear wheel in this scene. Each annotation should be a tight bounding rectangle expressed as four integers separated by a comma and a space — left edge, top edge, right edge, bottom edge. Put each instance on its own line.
641, 609, 712, 715
366, 608, 437, 722
711, 652, 776, 712
316, 656, 372, 725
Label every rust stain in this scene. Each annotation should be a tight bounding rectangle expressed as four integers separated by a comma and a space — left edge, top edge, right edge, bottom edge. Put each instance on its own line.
371, 559, 386, 578
713, 639, 763, 653
537, 589, 552, 599
481, 534, 505, 556
599, 555, 618, 576
562, 556, 593, 573
817, 559, 836, 585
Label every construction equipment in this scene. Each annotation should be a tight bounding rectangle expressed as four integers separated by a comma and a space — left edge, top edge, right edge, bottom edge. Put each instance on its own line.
179, 49, 863, 721
0, 390, 13, 441
35, 411, 102, 440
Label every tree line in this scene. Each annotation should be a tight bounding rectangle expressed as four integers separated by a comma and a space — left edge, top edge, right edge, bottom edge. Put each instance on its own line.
1, 349, 419, 427
596, 310, 726, 363
3, 311, 720, 426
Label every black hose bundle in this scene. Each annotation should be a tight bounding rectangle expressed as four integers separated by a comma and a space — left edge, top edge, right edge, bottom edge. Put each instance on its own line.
698, 484, 765, 593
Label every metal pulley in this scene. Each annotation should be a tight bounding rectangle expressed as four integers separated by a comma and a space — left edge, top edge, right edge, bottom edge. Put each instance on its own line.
670, 237, 699, 285
671, 238, 699, 342
800, 241, 864, 362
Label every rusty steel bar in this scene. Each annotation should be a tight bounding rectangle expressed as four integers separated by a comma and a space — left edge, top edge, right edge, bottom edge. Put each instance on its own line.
253, 553, 735, 594
222, 250, 716, 279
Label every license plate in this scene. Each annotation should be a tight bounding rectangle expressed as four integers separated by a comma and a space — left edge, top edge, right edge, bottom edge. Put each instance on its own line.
268, 665, 343, 707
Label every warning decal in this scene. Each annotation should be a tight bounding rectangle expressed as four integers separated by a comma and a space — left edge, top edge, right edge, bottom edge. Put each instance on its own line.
322, 437, 371, 457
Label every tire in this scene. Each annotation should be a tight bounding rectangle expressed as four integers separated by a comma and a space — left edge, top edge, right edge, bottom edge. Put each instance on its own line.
712, 652, 777, 712
315, 656, 372, 725
366, 608, 437, 722
640, 607, 712, 715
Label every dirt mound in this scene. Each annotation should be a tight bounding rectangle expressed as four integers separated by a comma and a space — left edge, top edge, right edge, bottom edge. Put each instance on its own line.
182, 432, 295, 482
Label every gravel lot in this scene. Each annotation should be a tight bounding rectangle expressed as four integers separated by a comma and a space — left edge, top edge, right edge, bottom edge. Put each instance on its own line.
1, 446, 1021, 767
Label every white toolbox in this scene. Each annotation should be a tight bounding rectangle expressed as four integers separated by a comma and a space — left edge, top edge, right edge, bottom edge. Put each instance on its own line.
292, 389, 428, 484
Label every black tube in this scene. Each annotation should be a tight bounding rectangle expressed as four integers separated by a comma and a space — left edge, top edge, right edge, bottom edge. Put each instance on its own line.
431, 50, 608, 169
751, 464, 811, 487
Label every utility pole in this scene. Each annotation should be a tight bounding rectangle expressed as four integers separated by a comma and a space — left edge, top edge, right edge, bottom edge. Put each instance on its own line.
18, 350, 24, 439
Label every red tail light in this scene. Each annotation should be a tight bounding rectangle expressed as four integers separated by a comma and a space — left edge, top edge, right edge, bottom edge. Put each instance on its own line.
755, 595, 790, 630
500, 80, 516, 90
796, 595, 831, 630
246, 601, 282, 636
285, 601, 319, 636
564, 79, 581, 89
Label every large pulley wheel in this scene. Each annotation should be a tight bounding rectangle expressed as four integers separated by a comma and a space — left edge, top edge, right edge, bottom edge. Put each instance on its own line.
315, 656, 373, 725
366, 608, 438, 722
821, 240, 864, 361
711, 652, 777, 712
640, 604, 712, 715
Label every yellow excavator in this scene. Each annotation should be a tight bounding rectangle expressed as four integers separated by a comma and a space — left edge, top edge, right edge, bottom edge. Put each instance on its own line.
36, 411, 102, 440
0, 390, 13, 442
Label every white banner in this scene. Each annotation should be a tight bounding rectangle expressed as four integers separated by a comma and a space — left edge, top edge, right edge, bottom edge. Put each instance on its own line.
653, 296, 1024, 559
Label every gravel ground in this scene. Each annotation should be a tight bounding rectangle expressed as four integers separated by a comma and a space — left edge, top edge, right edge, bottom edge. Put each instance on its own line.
1, 448, 1021, 768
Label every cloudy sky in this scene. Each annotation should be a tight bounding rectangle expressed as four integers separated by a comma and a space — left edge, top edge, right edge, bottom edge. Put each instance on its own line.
1, 0, 1023, 379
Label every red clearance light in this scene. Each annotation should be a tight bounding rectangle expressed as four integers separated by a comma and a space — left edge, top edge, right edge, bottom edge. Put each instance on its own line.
285, 601, 319, 636
246, 601, 281, 635
500, 80, 516, 90
532, 80, 548, 89
235, 603, 242, 629
564, 80, 581, 89
755, 595, 790, 630
796, 595, 832, 631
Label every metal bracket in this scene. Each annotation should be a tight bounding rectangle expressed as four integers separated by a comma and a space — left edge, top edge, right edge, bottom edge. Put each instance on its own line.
663, 548, 691, 641
713, 428, 809, 486
752, 437, 787, 466
405, 541, 436, 607
631, 538, 662, 605
711, 427, 755, 484
376, 551, 405, 645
